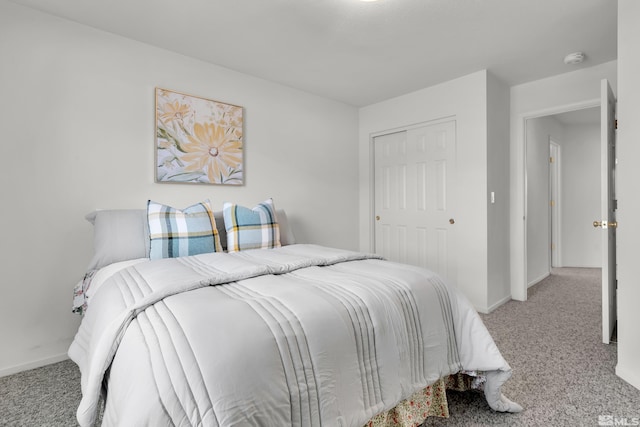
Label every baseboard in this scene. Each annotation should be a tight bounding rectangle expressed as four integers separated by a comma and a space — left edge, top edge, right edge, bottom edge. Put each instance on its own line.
0, 353, 69, 378
616, 364, 640, 391
557, 264, 600, 269
528, 272, 550, 288
486, 295, 512, 313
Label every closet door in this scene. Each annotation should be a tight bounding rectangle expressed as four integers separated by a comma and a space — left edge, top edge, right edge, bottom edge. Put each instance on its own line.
374, 120, 457, 285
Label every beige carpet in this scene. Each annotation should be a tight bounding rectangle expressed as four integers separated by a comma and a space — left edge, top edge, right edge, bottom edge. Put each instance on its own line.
425, 267, 640, 426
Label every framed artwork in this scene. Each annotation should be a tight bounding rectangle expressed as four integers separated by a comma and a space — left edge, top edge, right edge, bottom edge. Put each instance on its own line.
155, 88, 243, 185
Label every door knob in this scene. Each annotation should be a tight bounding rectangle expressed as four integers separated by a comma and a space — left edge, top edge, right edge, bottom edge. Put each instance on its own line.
593, 221, 602, 228
449, 218, 455, 224
376, 215, 380, 221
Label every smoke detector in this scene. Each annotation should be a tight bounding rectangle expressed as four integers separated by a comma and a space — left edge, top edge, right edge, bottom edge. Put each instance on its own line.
564, 52, 585, 65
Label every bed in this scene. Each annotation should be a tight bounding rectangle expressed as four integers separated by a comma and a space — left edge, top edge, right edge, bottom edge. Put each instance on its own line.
69, 199, 522, 426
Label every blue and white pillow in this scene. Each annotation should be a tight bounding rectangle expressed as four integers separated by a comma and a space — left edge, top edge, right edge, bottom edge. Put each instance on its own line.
223, 198, 281, 252
148, 199, 223, 259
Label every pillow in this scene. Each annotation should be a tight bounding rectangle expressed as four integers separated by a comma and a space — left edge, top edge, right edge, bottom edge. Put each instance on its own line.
86, 209, 150, 270
223, 198, 281, 252
147, 199, 223, 259
85, 206, 295, 269
274, 209, 295, 246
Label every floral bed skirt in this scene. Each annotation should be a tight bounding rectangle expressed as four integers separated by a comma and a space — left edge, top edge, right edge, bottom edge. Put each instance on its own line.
364, 372, 483, 427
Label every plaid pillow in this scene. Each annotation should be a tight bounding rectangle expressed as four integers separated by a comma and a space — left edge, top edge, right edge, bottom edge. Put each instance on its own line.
223, 198, 281, 252
148, 200, 223, 259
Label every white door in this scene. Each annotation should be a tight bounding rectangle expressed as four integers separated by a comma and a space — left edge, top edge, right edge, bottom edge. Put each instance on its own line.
598, 79, 617, 344
374, 120, 457, 285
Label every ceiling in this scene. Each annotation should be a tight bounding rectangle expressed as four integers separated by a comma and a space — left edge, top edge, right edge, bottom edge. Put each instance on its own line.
9, 0, 617, 106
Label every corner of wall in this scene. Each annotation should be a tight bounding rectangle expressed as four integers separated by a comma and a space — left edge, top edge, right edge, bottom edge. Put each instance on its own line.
615, 0, 640, 392
486, 72, 512, 308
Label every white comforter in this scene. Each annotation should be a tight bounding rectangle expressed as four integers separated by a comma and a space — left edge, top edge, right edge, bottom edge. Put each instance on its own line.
69, 244, 520, 427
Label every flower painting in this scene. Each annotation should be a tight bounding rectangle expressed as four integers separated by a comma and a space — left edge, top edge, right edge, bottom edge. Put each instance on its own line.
155, 88, 243, 185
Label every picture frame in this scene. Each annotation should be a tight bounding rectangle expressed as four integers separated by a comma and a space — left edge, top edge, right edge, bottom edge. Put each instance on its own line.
155, 88, 244, 185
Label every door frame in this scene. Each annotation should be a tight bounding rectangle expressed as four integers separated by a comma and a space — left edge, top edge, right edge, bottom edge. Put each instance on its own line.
512, 99, 599, 301
549, 139, 561, 268
368, 115, 456, 252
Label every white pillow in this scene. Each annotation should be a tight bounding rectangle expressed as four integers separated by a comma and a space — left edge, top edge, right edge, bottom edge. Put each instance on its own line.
85, 209, 149, 270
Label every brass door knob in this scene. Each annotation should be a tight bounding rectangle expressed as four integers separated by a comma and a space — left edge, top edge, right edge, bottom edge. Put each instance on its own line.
609, 221, 618, 229
593, 221, 602, 228
449, 218, 455, 224
376, 215, 380, 221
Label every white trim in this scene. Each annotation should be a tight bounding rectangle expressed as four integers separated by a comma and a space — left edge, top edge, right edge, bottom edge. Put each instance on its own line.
521, 99, 600, 122
486, 294, 512, 313
528, 271, 550, 288
368, 133, 377, 253
368, 115, 456, 139
550, 139, 562, 268
616, 364, 640, 391
0, 353, 69, 378
512, 98, 600, 304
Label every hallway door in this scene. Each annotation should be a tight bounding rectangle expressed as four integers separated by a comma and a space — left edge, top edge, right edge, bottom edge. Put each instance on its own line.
598, 79, 617, 344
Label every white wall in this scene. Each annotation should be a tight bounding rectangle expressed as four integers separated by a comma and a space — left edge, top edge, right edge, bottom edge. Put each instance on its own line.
358, 70, 510, 313
486, 73, 511, 310
509, 60, 617, 300
615, 0, 640, 391
0, 1, 359, 376
526, 116, 564, 284
560, 123, 600, 267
